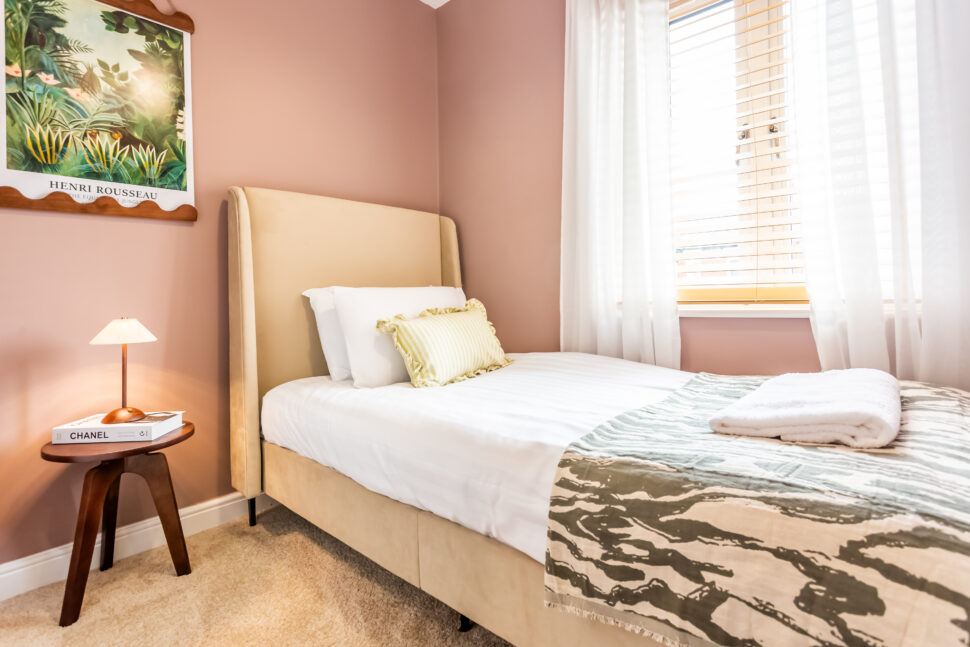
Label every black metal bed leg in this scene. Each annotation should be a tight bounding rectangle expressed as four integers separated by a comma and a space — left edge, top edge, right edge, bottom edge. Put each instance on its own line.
458, 613, 473, 632
248, 498, 256, 526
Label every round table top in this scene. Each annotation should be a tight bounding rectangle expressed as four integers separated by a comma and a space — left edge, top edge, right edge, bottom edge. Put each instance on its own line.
41, 422, 194, 463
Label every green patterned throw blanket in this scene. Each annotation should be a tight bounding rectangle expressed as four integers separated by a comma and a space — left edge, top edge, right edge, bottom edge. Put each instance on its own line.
545, 373, 970, 647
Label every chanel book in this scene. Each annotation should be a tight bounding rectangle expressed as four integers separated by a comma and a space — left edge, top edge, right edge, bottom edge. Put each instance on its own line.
52, 411, 184, 444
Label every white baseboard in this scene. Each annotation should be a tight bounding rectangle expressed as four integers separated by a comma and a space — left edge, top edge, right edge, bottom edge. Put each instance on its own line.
0, 492, 275, 603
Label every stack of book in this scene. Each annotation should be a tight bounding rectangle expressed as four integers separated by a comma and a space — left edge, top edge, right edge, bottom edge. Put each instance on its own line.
52, 411, 184, 445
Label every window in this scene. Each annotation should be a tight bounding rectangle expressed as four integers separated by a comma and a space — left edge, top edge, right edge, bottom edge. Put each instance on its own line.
670, 0, 806, 303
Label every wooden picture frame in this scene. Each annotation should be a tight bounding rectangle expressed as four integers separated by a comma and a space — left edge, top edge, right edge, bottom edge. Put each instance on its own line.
0, 0, 196, 221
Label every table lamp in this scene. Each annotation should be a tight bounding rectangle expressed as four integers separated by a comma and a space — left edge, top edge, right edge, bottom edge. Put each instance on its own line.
90, 317, 157, 424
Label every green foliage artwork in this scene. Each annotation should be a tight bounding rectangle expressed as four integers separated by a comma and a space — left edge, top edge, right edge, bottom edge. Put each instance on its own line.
3, 0, 188, 192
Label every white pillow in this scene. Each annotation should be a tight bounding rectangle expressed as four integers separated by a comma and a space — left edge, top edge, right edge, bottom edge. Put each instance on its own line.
302, 287, 353, 381
334, 286, 466, 387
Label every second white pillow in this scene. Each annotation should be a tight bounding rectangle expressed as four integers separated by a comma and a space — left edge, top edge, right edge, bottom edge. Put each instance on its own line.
303, 287, 353, 382
333, 286, 467, 388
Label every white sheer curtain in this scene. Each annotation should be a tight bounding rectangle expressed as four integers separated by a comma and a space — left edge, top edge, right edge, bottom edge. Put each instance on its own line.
560, 0, 680, 368
915, 0, 970, 391
792, 0, 970, 389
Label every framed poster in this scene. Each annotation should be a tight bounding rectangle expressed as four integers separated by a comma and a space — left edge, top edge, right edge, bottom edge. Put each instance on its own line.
1, 0, 196, 220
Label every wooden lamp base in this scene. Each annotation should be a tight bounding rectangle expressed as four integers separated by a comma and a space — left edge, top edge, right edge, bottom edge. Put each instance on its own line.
101, 407, 146, 424
101, 340, 148, 424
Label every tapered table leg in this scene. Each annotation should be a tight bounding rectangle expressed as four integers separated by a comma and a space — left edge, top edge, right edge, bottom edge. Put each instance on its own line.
100, 474, 121, 571
60, 460, 124, 627
124, 453, 191, 576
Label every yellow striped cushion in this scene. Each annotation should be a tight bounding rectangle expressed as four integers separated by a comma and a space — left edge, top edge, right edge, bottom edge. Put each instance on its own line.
376, 298, 512, 387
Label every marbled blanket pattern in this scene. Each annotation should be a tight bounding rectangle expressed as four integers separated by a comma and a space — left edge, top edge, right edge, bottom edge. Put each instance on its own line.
545, 373, 970, 647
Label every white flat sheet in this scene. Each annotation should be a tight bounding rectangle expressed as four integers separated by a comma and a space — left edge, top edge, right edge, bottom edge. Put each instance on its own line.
261, 352, 691, 562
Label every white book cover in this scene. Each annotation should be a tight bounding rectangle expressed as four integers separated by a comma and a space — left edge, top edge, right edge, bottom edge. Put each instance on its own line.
52, 411, 184, 444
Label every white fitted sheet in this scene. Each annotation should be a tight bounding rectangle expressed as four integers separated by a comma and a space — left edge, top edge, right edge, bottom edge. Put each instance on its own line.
260, 352, 691, 562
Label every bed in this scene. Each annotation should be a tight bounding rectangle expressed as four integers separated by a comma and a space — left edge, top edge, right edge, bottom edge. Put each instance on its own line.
229, 187, 970, 647
227, 186, 666, 646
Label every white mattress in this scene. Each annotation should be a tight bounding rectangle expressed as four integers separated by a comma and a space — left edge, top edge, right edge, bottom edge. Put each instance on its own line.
261, 352, 691, 562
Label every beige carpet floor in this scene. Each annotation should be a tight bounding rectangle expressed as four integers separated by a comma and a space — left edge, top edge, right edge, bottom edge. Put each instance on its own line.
0, 506, 511, 646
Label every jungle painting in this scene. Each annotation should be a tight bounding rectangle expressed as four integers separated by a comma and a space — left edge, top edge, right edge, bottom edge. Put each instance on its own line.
1, 0, 193, 210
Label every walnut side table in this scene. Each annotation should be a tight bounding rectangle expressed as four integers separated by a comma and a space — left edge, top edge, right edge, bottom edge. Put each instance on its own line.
40, 423, 194, 626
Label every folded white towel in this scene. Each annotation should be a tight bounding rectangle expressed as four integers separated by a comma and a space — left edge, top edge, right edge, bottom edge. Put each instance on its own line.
709, 369, 902, 448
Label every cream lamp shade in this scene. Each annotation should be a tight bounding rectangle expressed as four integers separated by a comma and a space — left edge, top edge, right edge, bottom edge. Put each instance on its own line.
90, 318, 157, 345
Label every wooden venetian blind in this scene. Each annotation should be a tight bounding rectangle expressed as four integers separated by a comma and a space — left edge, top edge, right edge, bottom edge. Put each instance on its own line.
670, 0, 806, 303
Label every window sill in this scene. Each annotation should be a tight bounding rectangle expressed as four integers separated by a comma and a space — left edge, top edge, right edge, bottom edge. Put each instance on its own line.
678, 303, 811, 318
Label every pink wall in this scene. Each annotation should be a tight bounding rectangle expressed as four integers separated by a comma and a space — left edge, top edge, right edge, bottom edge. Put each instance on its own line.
680, 317, 820, 374
0, 0, 439, 564
436, 0, 821, 373
437, 0, 564, 352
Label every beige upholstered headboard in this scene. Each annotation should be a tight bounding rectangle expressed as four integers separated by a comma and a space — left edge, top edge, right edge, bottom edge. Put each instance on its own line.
227, 187, 461, 498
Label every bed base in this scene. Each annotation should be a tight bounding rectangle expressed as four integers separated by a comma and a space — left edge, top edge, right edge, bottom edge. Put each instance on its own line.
261, 441, 660, 647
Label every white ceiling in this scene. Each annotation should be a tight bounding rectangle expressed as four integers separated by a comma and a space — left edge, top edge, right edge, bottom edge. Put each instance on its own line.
419, 0, 451, 8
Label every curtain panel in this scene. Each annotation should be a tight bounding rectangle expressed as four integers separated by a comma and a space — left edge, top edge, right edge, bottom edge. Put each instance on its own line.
914, 0, 970, 391
560, 0, 681, 369
792, 0, 970, 390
